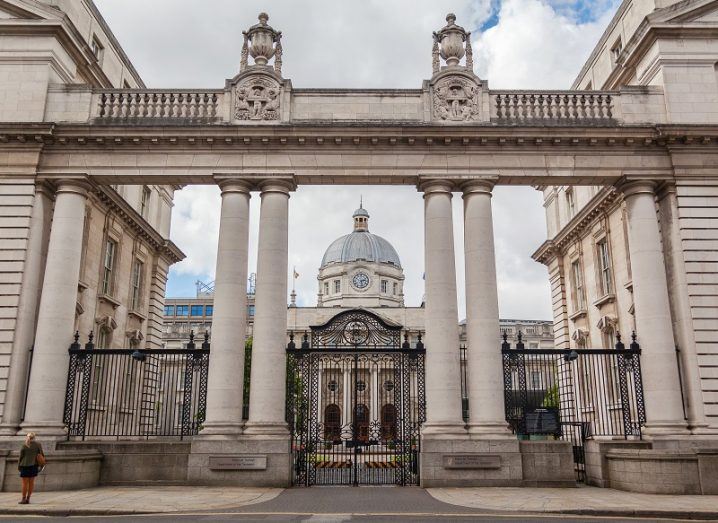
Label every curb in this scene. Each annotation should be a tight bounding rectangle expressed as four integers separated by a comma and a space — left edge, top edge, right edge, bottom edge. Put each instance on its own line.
0, 507, 717, 519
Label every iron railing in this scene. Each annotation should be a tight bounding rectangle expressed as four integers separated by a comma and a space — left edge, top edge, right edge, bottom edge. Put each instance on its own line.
63, 332, 210, 440
500, 332, 646, 481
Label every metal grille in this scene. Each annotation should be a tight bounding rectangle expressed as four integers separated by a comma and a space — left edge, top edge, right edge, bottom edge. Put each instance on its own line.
287, 310, 425, 486
63, 332, 210, 440
500, 333, 645, 481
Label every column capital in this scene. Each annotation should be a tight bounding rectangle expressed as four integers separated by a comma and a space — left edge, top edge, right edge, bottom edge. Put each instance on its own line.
258, 177, 296, 195
615, 179, 657, 198
37, 175, 92, 197
461, 178, 496, 197
213, 176, 253, 195
418, 179, 454, 197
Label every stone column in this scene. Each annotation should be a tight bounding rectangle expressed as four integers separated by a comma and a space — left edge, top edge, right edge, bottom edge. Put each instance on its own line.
0, 184, 52, 435
620, 180, 688, 437
419, 180, 465, 436
200, 179, 252, 436
462, 180, 512, 438
244, 179, 294, 436
22, 179, 90, 436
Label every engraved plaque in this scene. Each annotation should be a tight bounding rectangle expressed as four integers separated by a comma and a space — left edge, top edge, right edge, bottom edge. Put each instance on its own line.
208, 455, 267, 470
443, 454, 501, 469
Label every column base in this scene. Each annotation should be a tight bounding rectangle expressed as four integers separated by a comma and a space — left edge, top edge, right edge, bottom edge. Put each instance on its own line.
643, 421, 691, 439
19, 421, 67, 440
198, 422, 245, 437
188, 434, 291, 487
467, 422, 514, 439
242, 422, 290, 436
421, 422, 467, 439
0, 424, 21, 436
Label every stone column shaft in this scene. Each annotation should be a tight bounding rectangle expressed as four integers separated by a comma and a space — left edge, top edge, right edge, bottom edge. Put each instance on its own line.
462, 181, 511, 438
420, 181, 465, 436
201, 180, 251, 436
621, 180, 688, 437
22, 179, 90, 436
244, 180, 293, 435
0, 185, 52, 435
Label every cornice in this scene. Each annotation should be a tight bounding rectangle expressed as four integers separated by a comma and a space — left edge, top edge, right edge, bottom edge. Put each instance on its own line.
532, 187, 622, 265
96, 187, 185, 263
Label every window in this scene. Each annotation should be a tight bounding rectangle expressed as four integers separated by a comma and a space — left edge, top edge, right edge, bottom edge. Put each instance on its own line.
130, 259, 143, 310
571, 260, 586, 310
140, 186, 151, 218
611, 38, 623, 64
205, 305, 213, 316
91, 35, 104, 62
393, 282, 398, 295
566, 188, 576, 219
190, 305, 204, 316
323, 282, 329, 295
101, 239, 117, 295
176, 305, 189, 316
248, 304, 255, 316
164, 305, 174, 316
334, 280, 341, 294
597, 240, 613, 295
381, 280, 388, 293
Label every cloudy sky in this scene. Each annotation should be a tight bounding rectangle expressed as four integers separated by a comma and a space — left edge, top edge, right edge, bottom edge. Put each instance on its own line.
95, 0, 619, 321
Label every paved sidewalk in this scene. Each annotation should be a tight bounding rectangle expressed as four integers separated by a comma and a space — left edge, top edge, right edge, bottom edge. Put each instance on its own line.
0, 485, 716, 518
0, 486, 281, 516
428, 486, 718, 519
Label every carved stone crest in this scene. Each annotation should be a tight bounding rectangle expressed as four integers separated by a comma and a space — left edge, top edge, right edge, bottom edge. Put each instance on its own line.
234, 77, 281, 121
433, 76, 480, 122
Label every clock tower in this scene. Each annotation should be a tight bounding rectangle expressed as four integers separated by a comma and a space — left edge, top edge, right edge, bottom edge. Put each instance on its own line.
317, 203, 405, 308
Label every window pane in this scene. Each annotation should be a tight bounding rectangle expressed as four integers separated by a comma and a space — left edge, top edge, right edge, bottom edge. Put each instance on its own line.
164, 305, 174, 316
176, 305, 189, 316
190, 305, 203, 316
205, 305, 213, 316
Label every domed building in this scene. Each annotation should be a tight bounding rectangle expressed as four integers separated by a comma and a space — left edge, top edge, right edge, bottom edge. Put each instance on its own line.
317, 204, 405, 308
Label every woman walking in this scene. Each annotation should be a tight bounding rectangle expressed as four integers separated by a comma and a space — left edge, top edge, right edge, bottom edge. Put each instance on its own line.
18, 432, 44, 504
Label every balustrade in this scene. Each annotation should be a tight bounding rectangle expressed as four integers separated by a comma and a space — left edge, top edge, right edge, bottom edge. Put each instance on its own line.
492, 92, 615, 124
95, 91, 224, 121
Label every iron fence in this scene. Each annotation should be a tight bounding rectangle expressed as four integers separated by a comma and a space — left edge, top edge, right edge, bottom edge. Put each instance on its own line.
500, 332, 646, 481
63, 332, 210, 440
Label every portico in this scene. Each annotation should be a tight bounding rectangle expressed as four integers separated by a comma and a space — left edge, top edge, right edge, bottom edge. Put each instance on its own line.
2, 4, 718, 492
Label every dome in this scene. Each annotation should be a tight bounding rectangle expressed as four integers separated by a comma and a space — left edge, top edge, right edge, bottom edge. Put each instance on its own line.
321, 231, 402, 269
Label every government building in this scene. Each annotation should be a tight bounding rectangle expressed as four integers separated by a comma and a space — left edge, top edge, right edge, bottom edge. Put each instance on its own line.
0, 0, 717, 495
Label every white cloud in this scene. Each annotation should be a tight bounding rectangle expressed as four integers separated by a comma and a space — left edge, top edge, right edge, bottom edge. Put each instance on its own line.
475, 0, 616, 89
94, 0, 619, 320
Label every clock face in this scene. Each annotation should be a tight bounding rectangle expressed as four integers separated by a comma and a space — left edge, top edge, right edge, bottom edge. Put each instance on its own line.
352, 272, 370, 289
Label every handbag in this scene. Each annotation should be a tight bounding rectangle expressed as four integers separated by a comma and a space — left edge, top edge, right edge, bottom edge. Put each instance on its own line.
36, 453, 46, 467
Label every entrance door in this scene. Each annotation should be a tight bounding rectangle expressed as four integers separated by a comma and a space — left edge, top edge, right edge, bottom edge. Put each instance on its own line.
286, 309, 426, 486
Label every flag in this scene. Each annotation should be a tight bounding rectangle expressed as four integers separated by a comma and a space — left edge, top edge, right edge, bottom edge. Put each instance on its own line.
293, 268, 299, 279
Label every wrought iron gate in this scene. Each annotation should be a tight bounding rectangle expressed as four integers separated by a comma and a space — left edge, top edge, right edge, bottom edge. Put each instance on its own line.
501, 332, 645, 481
286, 310, 425, 486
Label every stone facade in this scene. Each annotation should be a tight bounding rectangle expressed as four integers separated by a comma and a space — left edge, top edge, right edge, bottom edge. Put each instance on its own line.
0, 0, 183, 438
534, 0, 718, 436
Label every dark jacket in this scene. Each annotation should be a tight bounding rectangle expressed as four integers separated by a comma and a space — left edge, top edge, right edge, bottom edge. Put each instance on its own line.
18, 441, 43, 469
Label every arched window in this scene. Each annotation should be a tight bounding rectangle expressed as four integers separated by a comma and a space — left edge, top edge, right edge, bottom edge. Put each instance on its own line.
381, 404, 397, 442
324, 404, 341, 441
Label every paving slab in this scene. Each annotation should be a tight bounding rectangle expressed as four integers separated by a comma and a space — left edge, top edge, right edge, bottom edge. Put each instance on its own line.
428, 486, 718, 519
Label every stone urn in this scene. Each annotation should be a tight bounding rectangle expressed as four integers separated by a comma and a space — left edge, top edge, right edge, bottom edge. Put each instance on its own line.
245, 12, 281, 66
434, 13, 467, 67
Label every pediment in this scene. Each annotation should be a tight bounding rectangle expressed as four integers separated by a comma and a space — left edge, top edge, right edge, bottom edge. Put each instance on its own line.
0, 0, 60, 20
650, 0, 718, 24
